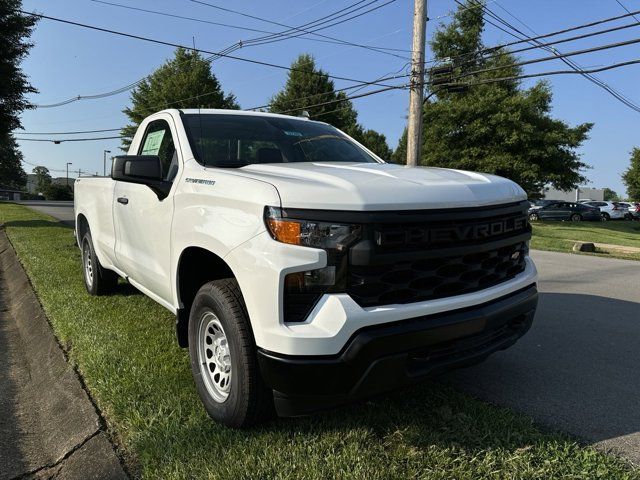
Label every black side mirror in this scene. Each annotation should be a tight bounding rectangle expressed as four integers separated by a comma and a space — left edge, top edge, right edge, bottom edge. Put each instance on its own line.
112, 155, 171, 200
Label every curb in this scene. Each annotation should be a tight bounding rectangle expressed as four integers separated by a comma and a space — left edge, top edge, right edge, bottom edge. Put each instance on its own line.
0, 229, 127, 480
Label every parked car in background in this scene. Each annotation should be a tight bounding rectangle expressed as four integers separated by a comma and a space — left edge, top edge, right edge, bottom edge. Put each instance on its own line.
582, 201, 626, 221
617, 202, 640, 220
528, 199, 557, 211
529, 201, 601, 222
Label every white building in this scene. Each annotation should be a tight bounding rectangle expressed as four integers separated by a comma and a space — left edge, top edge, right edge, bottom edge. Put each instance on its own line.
543, 186, 604, 202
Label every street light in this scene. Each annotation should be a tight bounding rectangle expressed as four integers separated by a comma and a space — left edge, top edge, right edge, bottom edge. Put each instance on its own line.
66, 162, 72, 187
103, 150, 112, 176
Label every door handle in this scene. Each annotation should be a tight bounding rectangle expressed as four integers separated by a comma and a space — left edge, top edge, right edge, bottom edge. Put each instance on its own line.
117, 197, 129, 205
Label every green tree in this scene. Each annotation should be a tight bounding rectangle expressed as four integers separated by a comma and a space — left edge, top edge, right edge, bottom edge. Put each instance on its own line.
353, 128, 393, 159
622, 148, 640, 201
32, 165, 51, 193
602, 187, 620, 202
269, 54, 392, 159
45, 183, 73, 200
393, 1, 592, 195
122, 48, 238, 149
0, 1, 37, 189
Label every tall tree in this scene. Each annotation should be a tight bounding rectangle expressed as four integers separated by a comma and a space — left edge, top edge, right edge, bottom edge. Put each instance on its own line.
269, 54, 392, 159
602, 187, 620, 202
393, 1, 592, 195
122, 48, 238, 149
0, 2, 37, 189
32, 165, 51, 193
622, 148, 640, 201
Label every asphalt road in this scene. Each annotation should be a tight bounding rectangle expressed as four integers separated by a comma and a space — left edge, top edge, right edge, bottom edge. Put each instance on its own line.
18, 200, 74, 226
15, 200, 640, 462
444, 250, 640, 464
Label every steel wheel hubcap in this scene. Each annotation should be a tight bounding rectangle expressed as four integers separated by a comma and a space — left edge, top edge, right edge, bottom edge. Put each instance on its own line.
197, 312, 231, 402
83, 242, 93, 287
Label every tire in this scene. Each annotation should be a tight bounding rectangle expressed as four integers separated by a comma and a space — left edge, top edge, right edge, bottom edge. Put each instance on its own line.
188, 279, 272, 428
601, 213, 610, 221
81, 232, 118, 295
570, 213, 582, 222
529, 212, 539, 221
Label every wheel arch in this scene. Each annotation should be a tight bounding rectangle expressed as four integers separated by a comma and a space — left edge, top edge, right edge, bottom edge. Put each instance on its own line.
76, 213, 90, 243
175, 246, 238, 347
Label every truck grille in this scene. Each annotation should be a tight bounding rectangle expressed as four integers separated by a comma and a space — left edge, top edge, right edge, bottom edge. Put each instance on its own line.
349, 241, 527, 307
346, 201, 531, 308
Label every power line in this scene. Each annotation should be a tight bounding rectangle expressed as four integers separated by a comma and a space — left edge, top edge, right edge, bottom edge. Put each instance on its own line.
440, 57, 640, 90
615, 0, 640, 23
90, 0, 409, 56
482, 1, 640, 113
17, 84, 410, 142
17, 52, 640, 144
188, 0, 407, 56
450, 33, 640, 83
15, 136, 122, 143
440, 4, 640, 65
20, 10, 398, 89
16, 128, 122, 135
269, 83, 408, 116
481, 1, 640, 113
18, 69, 411, 136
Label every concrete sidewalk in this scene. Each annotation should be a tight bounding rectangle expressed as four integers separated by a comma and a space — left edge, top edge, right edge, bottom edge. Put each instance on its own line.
0, 230, 126, 480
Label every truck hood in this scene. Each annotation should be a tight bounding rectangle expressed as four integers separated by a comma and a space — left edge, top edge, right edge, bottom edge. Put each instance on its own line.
238, 162, 526, 210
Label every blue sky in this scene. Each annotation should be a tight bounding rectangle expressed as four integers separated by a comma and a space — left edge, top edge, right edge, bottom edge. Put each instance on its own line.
17, 0, 640, 196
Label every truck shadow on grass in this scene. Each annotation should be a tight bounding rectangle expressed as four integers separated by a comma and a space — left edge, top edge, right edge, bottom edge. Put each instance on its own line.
124, 293, 640, 476
3, 219, 71, 230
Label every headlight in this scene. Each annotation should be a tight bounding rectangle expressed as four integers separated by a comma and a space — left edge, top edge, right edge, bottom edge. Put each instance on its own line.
264, 206, 360, 250
264, 206, 362, 323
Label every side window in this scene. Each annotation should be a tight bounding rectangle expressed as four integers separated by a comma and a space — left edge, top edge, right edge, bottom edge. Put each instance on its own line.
138, 120, 178, 182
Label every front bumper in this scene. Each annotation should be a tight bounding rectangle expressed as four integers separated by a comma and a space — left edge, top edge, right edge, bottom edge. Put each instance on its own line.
259, 284, 538, 416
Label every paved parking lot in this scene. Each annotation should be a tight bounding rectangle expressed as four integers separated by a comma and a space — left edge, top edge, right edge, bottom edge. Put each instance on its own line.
445, 250, 640, 463
19, 201, 640, 463
17, 200, 74, 226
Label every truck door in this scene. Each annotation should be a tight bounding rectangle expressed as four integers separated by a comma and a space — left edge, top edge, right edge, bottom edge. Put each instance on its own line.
113, 116, 180, 305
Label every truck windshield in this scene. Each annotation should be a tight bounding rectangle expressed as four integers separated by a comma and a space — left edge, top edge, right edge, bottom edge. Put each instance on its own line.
182, 113, 379, 167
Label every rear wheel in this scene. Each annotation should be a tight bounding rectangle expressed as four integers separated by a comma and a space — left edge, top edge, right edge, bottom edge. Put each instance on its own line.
81, 232, 118, 295
188, 279, 272, 428
570, 213, 582, 222
601, 212, 610, 221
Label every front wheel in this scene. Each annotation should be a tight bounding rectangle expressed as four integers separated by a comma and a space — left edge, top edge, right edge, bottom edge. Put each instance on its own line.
570, 213, 582, 222
81, 232, 118, 295
529, 212, 539, 221
601, 213, 610, 222
188, 279, 272, 428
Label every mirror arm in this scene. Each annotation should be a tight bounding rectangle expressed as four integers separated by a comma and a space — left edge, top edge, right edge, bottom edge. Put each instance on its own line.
146, 180, 172, 200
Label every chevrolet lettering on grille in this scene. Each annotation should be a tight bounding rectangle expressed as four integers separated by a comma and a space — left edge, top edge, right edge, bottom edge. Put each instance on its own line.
375, 215, 528, 246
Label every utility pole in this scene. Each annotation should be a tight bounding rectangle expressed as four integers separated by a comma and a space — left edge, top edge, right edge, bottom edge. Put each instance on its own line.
103, 149, 111, 176
406, 0, 427, 167
66, 162, 72, 187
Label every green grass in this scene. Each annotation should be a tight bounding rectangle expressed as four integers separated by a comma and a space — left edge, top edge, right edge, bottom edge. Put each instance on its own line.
532, 221, 640, 260
2, 202, 638, 479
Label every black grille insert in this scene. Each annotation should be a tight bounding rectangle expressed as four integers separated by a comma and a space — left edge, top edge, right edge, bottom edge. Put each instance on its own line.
349, 242, 527, 307
346, 202, 530, 308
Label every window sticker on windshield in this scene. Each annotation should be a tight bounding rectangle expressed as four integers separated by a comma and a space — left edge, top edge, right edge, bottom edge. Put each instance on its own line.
283, 130, 303, 137
142, 130, 165, 155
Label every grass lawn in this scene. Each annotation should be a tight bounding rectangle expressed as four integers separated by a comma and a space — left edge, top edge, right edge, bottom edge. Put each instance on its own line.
2, 202, 638, 479
532, 220, 640, 261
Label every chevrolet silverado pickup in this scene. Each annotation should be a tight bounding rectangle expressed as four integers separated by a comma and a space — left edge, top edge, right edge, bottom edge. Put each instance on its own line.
74, 109, 538, 427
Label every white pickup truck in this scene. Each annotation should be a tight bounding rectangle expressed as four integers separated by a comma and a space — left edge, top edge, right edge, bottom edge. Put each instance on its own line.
74, 109, 538, 427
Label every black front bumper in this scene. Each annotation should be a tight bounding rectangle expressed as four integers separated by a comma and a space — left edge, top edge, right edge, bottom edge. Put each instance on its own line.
258, 284, 538, 416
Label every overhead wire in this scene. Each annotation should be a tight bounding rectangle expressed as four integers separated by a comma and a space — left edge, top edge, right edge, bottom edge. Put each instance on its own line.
90, 0, 409, 56
457, 0, 640, 113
